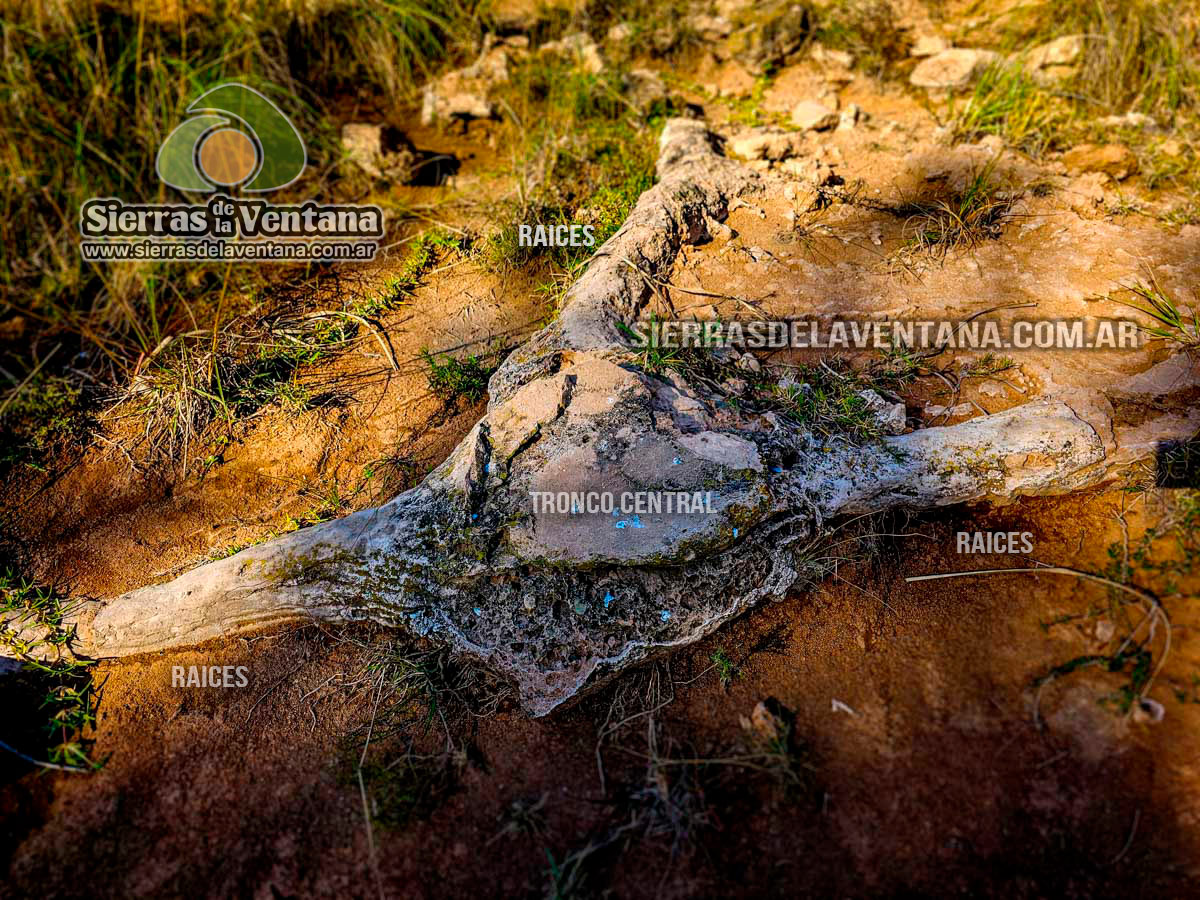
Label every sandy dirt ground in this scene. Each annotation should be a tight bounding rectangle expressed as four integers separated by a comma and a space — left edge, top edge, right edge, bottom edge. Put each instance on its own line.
3, 24, 1199, 900
4, 490, 1199, 898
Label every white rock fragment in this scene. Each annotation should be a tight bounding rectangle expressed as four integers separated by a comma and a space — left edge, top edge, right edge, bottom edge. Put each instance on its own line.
420, 38, 513, 125
1024, 34, 1084, 70
910, 48, 1001, 89
693, 14, 733, 39
838, 103, 863, 130
910, 34, 949, 58
735, 353, 762, 374
1098, 112, 1158, 130
540, 32, 604, 74
340, 123, 414, 181
729, 129, 803, 161
790, 100, 840, 131
810, 43, 854, 69
606, 22, 633, 43
1133, 698, 1165, 725
1022, 34, 1084, 85
627, 68, 668, 110
859, 389, 907, 435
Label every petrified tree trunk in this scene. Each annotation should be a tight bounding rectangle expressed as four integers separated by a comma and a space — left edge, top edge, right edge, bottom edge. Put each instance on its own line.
8, 119, 1198, 715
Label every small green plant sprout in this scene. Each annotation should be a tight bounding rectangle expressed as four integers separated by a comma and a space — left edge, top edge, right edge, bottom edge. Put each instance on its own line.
871, 341, 925, 388
1116, 276, 1200, 351
960, 353, 1016, 380
421, 348, 497, 406
0, 569, 101, 772
355, 751, 463, 829
766, 360, 884, 443
897, 162, 1017, 260
710, 649, 740, 690
617, 319, 685, 376
739, 698, 815, 793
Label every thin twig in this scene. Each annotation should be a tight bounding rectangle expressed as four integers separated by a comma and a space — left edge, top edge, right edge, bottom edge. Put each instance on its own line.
358, 672, 387, 900
0, 344, 62, 418
243, 662, 305, 725
0, 737, 89, 774
905, 566, 1159, 606
1107, 808, 1141, 866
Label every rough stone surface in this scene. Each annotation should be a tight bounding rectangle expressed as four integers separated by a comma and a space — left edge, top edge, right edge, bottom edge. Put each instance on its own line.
859, 389, 907, 435
910, 34, 949, 58
420, 40, 515, 125
1024, 35, 1084, 70
693, 14, 734, 40
1020, 35, 1085, 86
606, 22, 633, 44
540, 32, 604, 74
492, 0, 583, 32
340, 124, 416, 181
910, 48, 1001, 89
1062, 143, 1139, 181
1098, 112, 1158, 130
729, 128, 803, 161
790, 101, 839, 131
809, 44, 854, 69
627, 68, 668, 111
838, 103, 863, 131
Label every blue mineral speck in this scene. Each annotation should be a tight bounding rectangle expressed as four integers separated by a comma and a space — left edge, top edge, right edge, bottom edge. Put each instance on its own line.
733, 528, 739, 538
672, 456, 682, 465
660, 610, 671, 622
603, 591, 614, 610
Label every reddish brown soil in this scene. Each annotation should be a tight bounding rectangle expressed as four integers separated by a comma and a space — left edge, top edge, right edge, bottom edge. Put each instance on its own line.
4, 45, 1200, 900
3, 487, 1199, 899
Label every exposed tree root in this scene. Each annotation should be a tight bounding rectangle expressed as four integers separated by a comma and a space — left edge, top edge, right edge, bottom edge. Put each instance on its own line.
6, 119, 1198, 715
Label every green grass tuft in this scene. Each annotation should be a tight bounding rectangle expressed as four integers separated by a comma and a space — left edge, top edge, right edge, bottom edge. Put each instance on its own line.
0, 1, 483, 469
895, 163, 1017, 260
0, 569, 101, 771
993, 0, 1199, 122
767, 360, 885, 443
421, 348, 496, 407
950, 62, 1059, 155
1116, 276, 1200, 351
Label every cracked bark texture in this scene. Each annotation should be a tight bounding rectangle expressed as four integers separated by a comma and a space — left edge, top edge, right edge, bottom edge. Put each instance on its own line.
9, 119, 1199, 715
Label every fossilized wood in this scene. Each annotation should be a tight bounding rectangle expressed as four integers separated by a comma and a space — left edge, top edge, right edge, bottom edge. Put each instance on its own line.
9, 119, 1198, 715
